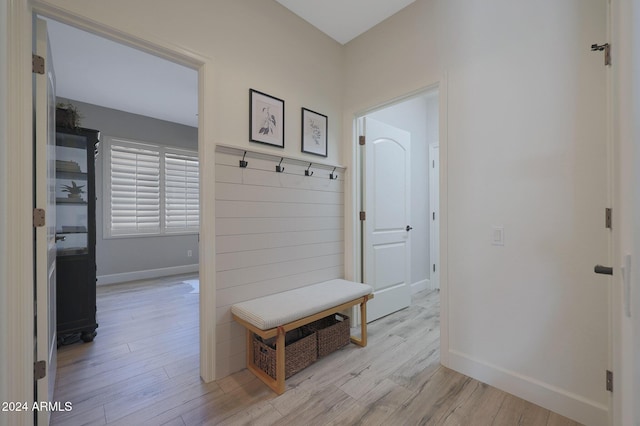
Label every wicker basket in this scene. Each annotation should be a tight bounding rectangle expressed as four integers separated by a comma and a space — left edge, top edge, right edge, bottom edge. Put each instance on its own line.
253, 328, 317, 380
306, 313, 350, 357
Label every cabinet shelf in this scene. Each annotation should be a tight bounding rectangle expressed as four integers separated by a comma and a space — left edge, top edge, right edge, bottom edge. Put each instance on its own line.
57, 248, 89, 256
56, 198, 88, 205
56, 170, 88, 180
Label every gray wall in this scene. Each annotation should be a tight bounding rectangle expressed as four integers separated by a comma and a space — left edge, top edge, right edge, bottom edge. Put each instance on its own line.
368, 91, 439, 288
59, 98, 199, 282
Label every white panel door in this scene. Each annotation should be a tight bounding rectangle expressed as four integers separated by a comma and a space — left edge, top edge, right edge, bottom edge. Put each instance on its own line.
34, 17, 57, 425
362, 117, 412, 322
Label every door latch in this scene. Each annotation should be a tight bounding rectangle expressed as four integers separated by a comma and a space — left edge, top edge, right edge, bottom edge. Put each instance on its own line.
594, 265, 613, 275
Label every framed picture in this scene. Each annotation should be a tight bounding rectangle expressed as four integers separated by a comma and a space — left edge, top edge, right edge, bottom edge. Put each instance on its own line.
301, 108, 328, 157
249, 89, 285, 148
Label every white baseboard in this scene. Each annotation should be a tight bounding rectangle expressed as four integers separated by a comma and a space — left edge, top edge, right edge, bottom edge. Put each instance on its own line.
447, 350, 608, 426
97, 264, 199, 285
410, 279, 430, 294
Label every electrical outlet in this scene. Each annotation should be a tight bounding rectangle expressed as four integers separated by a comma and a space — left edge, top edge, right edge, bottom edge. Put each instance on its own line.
187, 250, 193, 257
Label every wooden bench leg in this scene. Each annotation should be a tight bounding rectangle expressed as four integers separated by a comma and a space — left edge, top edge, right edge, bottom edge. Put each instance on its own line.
245, 328, 287, 395
275, 327, 286, 394
246, 329, 254, 369
350, 296, 368, 347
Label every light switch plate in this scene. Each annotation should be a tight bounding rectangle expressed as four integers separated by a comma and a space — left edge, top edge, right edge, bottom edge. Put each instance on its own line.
491, 226, 504, 246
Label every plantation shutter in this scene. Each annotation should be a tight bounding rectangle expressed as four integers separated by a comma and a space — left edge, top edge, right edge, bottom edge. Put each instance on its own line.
164, 150, 200, 231
109, 141, 161, 235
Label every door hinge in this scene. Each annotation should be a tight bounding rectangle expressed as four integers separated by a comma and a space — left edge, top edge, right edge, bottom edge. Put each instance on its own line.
34, 360, 46, 380
606, 370, 613, 392
591, 43, 611, 66
359, 135, 365, 146
360, 211, 366, 221
433, 264, 436, 272
432, 212, 435, 220
605, 208, 612, 229
33, 208, 45, 228
32, 54, 45, 74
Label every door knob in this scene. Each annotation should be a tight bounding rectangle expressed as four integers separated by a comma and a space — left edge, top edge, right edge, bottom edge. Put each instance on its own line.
406, 225, 413, 232
594, 265, 613, 275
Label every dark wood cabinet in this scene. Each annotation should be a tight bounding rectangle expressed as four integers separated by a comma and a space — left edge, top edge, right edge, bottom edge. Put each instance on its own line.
55, 126, 99, 344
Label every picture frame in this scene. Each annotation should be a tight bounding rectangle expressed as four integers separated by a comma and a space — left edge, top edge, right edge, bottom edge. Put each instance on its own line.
249, 89, 285, 148
301, 108, 328, 157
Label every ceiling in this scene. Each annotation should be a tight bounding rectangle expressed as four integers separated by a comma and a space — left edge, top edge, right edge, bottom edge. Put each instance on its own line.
45, 0, 415, 128
275, 0, 415, 45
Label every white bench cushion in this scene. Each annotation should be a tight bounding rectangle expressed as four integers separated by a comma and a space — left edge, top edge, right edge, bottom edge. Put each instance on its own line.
231, 279, 373, 330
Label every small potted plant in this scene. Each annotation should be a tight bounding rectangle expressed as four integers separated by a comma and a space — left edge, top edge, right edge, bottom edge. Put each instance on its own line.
61, 181, 85, 200
56, 102, 83, 129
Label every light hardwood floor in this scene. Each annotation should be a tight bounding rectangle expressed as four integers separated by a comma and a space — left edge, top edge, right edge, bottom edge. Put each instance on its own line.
52, 276, 582, 426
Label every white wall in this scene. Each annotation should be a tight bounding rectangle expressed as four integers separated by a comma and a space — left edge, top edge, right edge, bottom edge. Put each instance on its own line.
367, 91, 439, 292
345, 0, 610, 424
214, 148, 344, 377
33, 0, 345, 381
342, 0, 440, 288
39, 0, 345, 165
57, 98, 200, 283
6, 2, 634, 424
440, 1, 608, 424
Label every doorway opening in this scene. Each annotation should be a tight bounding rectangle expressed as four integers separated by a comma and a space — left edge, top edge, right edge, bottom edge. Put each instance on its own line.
37, 15, 202, 420
356, 87, 440, 322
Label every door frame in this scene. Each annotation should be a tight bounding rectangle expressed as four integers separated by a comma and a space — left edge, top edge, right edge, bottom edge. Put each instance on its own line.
0, 3, 215, 418
31, 2, 215, 381
350, 82, 448, 357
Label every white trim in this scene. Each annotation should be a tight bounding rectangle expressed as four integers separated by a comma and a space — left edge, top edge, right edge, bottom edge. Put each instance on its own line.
1, 0, 35, 422
97, 264, 199, 286
448, 350, 608, 426
438, 73, 450, 368
410, 279, 429, 294
198, 61, 216, 381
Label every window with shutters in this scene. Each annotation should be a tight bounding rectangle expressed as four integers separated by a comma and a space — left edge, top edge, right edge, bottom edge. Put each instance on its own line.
104, 136, 199, 238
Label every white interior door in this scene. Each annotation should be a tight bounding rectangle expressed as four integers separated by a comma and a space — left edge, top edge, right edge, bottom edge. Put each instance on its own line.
362, 117, 412, 322
34, 17, 57, 425
429, 143, 439, 290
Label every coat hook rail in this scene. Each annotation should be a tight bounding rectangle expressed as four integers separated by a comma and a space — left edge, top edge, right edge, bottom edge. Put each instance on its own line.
216, 144, 346, 174
305, 163, 314, 176
276, 158, 285, 173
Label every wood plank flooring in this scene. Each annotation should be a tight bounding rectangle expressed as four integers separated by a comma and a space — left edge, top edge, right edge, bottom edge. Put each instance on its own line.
51, 276, 582, 426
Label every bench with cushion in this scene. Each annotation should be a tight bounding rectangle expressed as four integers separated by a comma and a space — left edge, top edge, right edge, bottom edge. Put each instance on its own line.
231, 279, 373, 394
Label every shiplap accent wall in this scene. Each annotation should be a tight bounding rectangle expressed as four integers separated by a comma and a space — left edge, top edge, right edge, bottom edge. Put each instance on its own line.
215, 146, 345, 377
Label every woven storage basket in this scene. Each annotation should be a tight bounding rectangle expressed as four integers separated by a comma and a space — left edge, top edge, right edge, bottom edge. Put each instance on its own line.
253, 328, 317, 380
305, 313, 350, 357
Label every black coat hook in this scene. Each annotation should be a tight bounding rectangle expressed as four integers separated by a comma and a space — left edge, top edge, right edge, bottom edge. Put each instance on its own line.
276, 158, 285, 173
305, 163, 314, 176
329, 167, 338, 180
239, 151, 248, 168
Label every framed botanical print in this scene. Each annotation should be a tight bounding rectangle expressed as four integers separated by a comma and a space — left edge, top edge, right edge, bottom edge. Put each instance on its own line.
301, 107, 327, 157
249, 89, 285, 148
